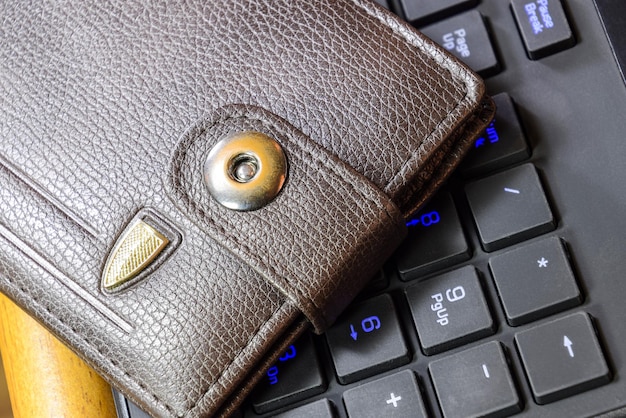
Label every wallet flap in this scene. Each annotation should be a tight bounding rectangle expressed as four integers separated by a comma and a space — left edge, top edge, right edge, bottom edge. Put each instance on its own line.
169, 105, 406, 331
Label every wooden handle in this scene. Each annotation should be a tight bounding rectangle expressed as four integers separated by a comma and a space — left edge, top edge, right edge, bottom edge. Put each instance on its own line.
0, 293, 118, 418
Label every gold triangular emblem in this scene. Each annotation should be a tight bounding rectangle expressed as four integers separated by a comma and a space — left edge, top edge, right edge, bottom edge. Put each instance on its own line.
102, 220, 169, 291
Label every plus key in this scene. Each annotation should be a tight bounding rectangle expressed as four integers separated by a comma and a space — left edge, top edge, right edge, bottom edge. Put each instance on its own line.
344, 370, 428, 417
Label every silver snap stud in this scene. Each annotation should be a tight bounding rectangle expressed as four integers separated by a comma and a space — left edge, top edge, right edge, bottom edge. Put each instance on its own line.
230, 154, 259, 183
203, 131, 287, 211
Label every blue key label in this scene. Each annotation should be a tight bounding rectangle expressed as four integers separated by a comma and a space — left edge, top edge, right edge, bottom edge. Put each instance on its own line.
475, 120, 499, 148
266, 345, 297, 385
406, 211, 441, 228
349, 315, 382, 340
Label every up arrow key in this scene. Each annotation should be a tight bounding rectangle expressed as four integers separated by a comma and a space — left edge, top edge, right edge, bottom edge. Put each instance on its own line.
563, 336, 574, 358
515, 313, 610, 404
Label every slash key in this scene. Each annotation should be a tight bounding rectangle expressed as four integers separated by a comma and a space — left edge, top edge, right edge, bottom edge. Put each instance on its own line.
465, 163, 555, 252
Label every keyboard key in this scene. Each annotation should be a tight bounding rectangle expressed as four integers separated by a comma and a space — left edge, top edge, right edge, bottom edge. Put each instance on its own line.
343, 370, 428, 418
274, 399, 336, 418
405, 266, 495, 355
515, 312, 611, 404
400, 0, 477, 25
462, 93, 531, 177
326, 294, 409, 384
490, 237, 581, 326
429, 341, 522, 417
465, 163, 555, 252
252, 333, 326, 414
396, 192, 470, 281
510, 0, 576, 59
420, 11, 500, 77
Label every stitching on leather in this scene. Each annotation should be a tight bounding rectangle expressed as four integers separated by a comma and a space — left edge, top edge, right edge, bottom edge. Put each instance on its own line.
351, 0, 476, 191
0, 265, 287, 417
171, 109, 401, 328
388, 90, 470, 195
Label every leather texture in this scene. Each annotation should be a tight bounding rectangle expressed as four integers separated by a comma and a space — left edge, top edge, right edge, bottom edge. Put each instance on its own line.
0, 0, 494, 417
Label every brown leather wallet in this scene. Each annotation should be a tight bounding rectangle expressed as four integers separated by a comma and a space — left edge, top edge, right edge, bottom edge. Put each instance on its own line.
0, 1, 494, 416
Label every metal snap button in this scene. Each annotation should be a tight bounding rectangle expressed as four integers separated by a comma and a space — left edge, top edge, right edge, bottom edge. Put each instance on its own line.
203, 131, 287, 211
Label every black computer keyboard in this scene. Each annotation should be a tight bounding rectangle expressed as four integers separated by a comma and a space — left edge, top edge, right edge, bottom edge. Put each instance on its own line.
116, 1, 626, 417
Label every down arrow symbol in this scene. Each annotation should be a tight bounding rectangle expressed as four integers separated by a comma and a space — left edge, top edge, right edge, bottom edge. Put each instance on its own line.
349, 324, 358, 341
